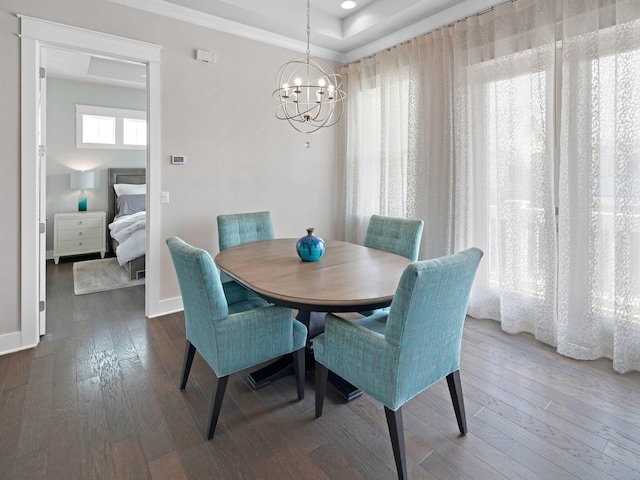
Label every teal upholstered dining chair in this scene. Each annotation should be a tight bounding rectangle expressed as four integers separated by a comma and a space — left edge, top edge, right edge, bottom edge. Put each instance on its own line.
166, 236, 307, 440
217, 211, 275, 302
360, 214, 425, 316
217, 211, 274, 251
314, 248, 483, 480
364, 214, 424, 261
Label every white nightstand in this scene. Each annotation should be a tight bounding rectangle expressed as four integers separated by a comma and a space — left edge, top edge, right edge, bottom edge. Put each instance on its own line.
53, 211, 107, 264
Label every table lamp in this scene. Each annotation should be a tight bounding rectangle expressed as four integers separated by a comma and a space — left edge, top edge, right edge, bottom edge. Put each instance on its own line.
70, 171, 95, 211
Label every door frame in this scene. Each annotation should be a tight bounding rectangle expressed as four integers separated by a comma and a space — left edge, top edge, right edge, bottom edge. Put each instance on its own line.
19, 16, 162, 350
38, 46, 47, 335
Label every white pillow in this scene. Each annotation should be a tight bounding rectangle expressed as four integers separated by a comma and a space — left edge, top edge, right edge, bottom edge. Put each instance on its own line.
113, 183, 146, 196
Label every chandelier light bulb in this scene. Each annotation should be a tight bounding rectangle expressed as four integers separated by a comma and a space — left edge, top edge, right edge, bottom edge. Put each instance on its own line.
294, 78, 302, 86
318, 78, 326, 87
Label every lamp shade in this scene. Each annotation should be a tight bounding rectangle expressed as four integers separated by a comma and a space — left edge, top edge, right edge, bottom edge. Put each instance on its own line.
70, 171, 95, 190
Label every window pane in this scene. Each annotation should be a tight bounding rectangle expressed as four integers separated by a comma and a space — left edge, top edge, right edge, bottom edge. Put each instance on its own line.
82, 114, 115, 144
484, 70, 552, 295
591, 49, 640, 319
123, 118, 147, 146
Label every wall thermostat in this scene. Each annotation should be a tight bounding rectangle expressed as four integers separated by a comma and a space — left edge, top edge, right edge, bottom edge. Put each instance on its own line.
171, 155, 186, 165
196, 49, 214, 63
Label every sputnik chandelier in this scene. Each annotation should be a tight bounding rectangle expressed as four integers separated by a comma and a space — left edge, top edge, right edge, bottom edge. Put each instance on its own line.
273, 0, 345, 134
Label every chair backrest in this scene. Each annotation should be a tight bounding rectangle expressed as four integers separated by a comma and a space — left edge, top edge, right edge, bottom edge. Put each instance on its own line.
364, 214, 424, 261
217, 211, 274, 251
166, 237, 228, 364
385, 248, 483, 395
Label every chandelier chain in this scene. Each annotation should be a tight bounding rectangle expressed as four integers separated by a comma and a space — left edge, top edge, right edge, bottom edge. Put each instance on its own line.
306, 0, 311, 57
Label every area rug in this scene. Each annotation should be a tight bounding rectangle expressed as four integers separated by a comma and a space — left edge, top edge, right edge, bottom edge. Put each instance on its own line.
73, 258, 145, 295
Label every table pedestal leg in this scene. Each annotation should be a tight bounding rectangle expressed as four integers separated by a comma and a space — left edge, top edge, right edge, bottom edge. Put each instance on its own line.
247, 310, 363, 401
247, 355, 294, 390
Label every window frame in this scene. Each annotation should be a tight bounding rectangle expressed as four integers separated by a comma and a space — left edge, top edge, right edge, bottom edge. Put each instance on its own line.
75, 104, 146, 149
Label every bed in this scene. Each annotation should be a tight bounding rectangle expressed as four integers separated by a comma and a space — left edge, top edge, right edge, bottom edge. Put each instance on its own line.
107, 168, 146, 281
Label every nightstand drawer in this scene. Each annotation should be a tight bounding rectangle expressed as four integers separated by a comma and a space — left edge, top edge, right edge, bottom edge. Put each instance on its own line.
57, 216, 104, 230
57, 237, 104, 254
56, 227, 102, 242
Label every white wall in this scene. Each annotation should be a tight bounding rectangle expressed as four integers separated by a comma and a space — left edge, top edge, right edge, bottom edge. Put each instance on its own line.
0, 0, 338, 338
46, 77, 146, 252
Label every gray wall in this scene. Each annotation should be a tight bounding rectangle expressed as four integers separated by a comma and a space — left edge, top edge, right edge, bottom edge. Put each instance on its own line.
1, 0, 338, 338
46, 77, 147, 252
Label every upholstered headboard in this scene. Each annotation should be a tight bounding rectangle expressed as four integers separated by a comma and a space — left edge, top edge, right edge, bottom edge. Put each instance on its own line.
107, 167, 146, 251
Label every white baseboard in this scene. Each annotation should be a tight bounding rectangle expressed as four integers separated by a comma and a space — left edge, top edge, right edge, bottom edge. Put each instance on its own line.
151, 296, 184, 318
0, 331, 37, 356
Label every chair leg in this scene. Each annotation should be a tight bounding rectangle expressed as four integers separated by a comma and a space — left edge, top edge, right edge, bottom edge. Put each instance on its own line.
207, 375, 229, 440
446, 370, 467, 434
315, 362, 328, 418
384, 406, 408, 480
292, 348, 305, 400
180, 341, 196, 391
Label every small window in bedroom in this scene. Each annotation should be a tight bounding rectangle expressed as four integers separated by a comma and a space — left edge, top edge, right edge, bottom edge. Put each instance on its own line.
123, 118, 146, 146
82, 114, 116, 144
76, 105, 146, 149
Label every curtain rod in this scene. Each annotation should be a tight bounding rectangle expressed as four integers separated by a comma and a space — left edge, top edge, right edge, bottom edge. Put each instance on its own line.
348, 0, 516, 66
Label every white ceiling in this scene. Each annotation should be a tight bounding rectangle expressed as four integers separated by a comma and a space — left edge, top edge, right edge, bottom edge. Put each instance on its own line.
46, 0, 499, 86
45, 48, 147, 89
108, 0, 500, 63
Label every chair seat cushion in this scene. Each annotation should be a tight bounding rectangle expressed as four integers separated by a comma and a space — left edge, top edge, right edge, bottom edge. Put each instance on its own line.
355, 311, 389, 335
223, 280, 261, 304
227, 296, 271, 314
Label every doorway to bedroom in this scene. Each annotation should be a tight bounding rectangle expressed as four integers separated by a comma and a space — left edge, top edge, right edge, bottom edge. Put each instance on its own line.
20, 17, 161, 352
43, 48, 147, 318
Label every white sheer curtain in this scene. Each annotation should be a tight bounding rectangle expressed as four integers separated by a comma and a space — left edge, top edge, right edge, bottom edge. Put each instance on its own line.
338, 0, 640, 373
336, 35, 457, 260
558, 0, 640, 373
453, 0, 558, 344
337, 0, 559, 340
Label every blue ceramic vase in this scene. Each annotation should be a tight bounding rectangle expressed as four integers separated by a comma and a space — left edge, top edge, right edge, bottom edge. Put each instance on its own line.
296, 228, 325, 262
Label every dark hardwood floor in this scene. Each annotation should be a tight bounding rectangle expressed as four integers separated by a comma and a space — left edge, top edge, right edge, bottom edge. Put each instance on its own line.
1, 259, 639, 479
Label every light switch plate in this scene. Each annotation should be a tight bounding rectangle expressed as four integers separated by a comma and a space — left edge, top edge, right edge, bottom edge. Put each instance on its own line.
171, 155, 185, 165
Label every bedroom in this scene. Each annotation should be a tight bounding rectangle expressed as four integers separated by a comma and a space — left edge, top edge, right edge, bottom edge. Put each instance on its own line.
45, 51, 148, 292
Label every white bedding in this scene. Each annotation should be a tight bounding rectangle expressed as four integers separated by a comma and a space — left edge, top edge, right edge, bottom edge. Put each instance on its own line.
109, 211, 146, 265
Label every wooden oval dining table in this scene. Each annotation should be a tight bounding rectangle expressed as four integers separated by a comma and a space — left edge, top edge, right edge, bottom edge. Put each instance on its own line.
214, 238, 412, 400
